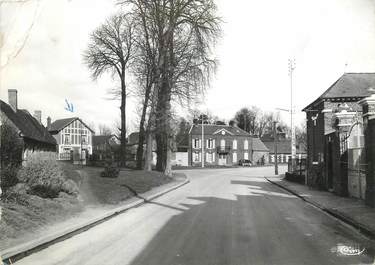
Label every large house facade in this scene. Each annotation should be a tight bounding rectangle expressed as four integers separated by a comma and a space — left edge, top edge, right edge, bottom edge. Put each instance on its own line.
189, 124, 253, 166
48, 117, 94, 163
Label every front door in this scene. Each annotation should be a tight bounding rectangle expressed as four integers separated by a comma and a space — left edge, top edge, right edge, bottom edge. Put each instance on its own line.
218, 154, 227, 165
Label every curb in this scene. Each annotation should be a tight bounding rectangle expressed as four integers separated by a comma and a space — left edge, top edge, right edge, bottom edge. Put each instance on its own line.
265, 177, 375, 240
1, 177, 190, 265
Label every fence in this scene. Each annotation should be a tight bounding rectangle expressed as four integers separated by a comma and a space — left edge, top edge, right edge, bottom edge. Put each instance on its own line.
286, 158, 307, 183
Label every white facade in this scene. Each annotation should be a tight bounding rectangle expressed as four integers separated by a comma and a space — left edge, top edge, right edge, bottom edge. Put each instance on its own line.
53, 119, 93, 161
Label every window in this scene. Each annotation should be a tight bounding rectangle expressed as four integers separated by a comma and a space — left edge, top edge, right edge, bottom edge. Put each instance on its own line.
193, 138, 201, 149
244, 140, 249, 150
206, 152, 215, 163
233, 152, 237, 163
193, 152, 201, 162
207, 138, 215, 149
220, 139, 225, 150
64, 134, 70, 145
82, 135, 87, 145
75, 135, 78, 145
233, 139, 237, 150
244, 152, 248, 160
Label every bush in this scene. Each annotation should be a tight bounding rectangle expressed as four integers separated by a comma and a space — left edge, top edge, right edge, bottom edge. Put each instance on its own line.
101, 165, 119, 178
0, 165, 19, 195
17, 152, 79, 198
0, 123, 23, 167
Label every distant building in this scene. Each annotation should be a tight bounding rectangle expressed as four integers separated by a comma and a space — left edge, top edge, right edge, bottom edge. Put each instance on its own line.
0, 89, 56, 162
171, 130, 189, 167
262, 134, 306, 164
92, 134, 120, 161
188, 124, 253, 166
48, 117, 94, 163
251, 137, 270, 165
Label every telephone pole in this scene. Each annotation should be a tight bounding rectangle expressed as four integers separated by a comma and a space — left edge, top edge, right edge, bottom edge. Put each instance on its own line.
273, 121, 278, 175
288, 58, 296, 171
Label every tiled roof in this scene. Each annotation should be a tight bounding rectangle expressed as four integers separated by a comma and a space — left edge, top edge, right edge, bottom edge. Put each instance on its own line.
303, 73, 375, 110
93, 135, 112, 145
189, 124, 251, 137
0, 100, 56, 145
49, 117, 94, 133
252, 137, 269, 151
262, 139, 307, 154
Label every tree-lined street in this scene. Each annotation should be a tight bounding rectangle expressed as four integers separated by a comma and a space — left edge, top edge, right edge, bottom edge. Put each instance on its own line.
13, 166, 375, 265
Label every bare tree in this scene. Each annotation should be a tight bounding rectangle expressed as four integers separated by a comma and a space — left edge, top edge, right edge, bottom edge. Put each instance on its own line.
83, 13, 135, 167
98, 124, 113, 136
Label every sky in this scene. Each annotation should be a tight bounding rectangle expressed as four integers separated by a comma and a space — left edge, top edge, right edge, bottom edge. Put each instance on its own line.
1, 0, 375, 133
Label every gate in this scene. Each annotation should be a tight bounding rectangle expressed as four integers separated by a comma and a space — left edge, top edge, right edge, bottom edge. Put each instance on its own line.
345, 121, 366, 199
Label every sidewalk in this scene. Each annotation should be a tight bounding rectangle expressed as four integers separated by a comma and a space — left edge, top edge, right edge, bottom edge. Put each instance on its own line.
1, 173, 189, 264
266, 177, 375, 238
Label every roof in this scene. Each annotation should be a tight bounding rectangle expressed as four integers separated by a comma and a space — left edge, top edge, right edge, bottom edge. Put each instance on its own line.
92, 135, 116, 145
262, 139, 306, 154
0, 100, 56, 146
49, 117, 94, 133
189, 124, 251, 137
252, 137, 269, 152
303, 73, 375, 111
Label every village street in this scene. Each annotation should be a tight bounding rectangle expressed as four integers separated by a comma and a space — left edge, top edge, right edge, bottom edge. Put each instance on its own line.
12, 166, 375, 265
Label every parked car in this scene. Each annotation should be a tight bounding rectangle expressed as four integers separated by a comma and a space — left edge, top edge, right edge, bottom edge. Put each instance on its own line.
239, 159, 252, 167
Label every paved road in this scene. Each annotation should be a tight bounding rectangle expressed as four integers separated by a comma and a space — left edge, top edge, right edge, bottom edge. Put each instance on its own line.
14, 166, 375, 265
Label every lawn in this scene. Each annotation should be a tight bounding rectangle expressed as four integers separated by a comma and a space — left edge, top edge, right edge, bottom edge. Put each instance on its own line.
0, 163, 174, 251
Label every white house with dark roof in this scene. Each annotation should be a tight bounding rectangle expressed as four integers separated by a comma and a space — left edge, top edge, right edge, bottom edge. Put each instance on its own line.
48, 117, 94, 162
188, 124, 254, 166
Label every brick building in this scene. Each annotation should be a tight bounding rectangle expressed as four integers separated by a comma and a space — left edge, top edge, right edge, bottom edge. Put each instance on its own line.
188, 124, 253, 166
303, 73, 375, 191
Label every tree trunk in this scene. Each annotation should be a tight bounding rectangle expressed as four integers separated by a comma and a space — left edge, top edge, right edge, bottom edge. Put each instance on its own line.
136, 82, 152, 169
120, 76, 127, 167
144, 130, 153, 171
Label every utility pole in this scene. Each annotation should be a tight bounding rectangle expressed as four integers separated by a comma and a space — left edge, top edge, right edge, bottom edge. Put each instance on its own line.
288, 58, 296, 171
273, 121, 278, 175
201, 114, 204, 168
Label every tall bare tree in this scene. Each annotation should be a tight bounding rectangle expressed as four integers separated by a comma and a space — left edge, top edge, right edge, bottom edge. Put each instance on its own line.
83, 13, 135, 167
126, 0, 221, 176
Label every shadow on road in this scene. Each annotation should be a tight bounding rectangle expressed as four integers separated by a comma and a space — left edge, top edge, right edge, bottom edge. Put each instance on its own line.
129, 180, 375, 265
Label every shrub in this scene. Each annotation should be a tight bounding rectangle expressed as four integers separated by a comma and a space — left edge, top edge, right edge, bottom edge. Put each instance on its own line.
17, 152, 79, 198
0, 122, 23, 167
101, 165, 119, 178
0, 165, 19, 195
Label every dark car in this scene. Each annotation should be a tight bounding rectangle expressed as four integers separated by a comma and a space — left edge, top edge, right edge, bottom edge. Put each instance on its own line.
239, 159, 252, 167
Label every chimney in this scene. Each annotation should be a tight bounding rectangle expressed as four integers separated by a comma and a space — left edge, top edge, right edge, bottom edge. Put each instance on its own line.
47, 116, 51, 130
34, 110, 42, 124
8, 89, 18, 111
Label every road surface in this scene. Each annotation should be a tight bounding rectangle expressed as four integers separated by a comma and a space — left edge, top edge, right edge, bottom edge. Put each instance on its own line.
13, 166, 375, 265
